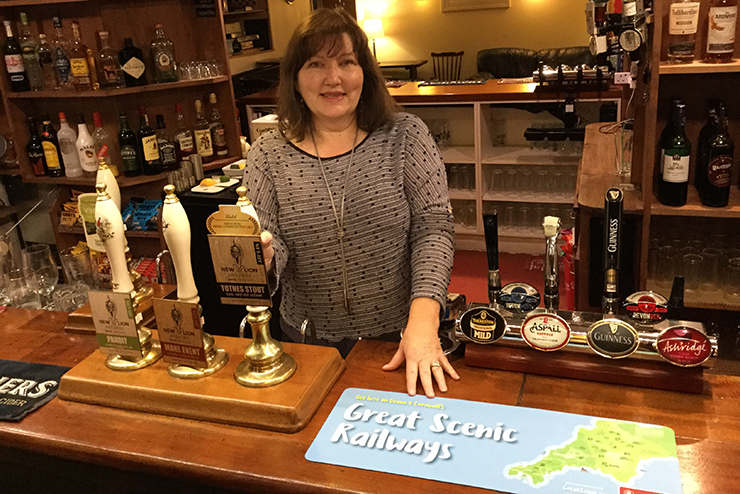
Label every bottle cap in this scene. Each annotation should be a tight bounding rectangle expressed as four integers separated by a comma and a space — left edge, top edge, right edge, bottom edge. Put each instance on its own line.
93, 111, 103, 127
175, 103, 183, 113
19, 13, 28, 25
52, 16, 62, 28
58, 112, 67, 122
209, 93, 217, 104
155, 23, 163, 29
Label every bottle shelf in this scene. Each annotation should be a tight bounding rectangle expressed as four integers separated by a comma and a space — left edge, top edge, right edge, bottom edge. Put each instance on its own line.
4, 76, 230, 100
58, 225, 161, 239
651, 187, 740, 218
0, 167, 21, 176
0, 0, 86, 6
448, 189, 476, 200
482, 192, 574, 204
659, 60, 740, 75
440, 146, 475, 164
24, 156, 239, 187
481, 146, 581, 165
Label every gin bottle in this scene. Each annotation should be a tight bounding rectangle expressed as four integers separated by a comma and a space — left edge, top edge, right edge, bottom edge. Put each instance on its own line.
51, 16, 73, 90
150, 24, 178, 83
118, 37, 147, 87
97, 31, 124, 89
37, 34, 57, 90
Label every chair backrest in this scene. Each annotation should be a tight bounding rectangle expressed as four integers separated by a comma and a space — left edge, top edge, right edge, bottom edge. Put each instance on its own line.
431, 51, 464, 81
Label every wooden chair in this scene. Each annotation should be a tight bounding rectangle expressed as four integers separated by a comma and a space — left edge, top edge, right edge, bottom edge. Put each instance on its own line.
431, 51, 464, 81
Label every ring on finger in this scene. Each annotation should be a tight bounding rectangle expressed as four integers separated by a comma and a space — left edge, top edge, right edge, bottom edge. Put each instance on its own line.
431, 359, 441, 369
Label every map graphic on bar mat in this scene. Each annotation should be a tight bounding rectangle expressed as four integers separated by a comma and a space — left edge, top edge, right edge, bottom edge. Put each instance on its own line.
306, 388, 682, 494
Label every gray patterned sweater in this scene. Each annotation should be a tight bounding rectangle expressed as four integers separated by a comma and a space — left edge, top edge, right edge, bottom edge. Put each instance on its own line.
242, 112, 454, 341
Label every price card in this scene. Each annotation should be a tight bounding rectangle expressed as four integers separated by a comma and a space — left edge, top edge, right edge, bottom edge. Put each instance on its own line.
89, 291, 143, 359
207, 235, 271, 306
152, 299, 208, 368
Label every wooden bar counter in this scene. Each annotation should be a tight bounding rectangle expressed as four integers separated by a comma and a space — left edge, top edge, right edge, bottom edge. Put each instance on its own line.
1, 306, 739, 493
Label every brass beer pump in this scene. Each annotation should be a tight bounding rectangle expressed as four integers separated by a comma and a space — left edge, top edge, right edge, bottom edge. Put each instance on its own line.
232, 186, 297, 387
161, 184, 229, 378
95, 183, 162, 370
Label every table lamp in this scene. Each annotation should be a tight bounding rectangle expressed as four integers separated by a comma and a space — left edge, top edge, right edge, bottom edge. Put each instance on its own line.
363, 18, 384, 58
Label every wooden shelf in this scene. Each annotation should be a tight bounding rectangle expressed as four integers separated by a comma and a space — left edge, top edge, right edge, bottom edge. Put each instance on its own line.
483, 192, 574, 204
646, 280, 740, 311
0, 167, 21, 176
0, 0, 86, 5
228, 48, 264, 59
223, 9, 268, 17
58, 225, 161, 239
24, 156, 239, 187
448, 189, 476, 200
440, 146, 475, 163
651, 187, 740, 218
5, 77, 229, 100
659, 60, 740, 75
481, 146, 581, 165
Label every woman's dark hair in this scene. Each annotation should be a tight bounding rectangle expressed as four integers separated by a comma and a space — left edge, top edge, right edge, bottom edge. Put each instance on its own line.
277, 8, 398, 141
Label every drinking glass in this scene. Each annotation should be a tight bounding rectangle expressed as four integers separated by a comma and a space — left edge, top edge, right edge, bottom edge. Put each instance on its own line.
6, 268, 41, 309
489, 168, 504, 194
59, 245, 94, 287
22, 244, 58, 308
656, 245, 679, 289
521, 169, 533, 197
700, 248, 723, 292
722, 257, 740, 303
52, 284, 88, 312
682, 253, 704, 292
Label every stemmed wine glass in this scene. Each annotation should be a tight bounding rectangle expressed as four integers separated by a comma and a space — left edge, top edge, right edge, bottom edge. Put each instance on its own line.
22, 244, 58, 309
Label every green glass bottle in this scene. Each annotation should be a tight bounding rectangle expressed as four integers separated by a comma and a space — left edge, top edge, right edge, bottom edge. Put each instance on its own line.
701, 102, 733, 207
118, 112, 141, 177
658, 101, 690, 207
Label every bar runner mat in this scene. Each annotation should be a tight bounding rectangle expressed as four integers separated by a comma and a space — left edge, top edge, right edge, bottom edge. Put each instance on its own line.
306, 388, 682, 494
0, 359, 70, 422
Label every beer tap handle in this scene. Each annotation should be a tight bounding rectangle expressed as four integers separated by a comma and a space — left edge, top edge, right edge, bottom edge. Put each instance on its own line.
602, 187, 624, 316
543, 216, 561, 312
95, 183, 134, 295
161, 184, 199, 304
483, 213, 501, 305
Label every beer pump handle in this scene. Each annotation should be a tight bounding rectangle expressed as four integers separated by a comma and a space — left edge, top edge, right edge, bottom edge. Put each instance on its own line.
483, 213, 501, 305
95, 183, 135, 295
602, 187, 624, 315
161, 184, 200, 304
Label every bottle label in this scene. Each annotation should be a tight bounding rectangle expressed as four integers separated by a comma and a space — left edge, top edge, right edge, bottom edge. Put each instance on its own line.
195, 129, 214, 157
669, 2, 700, 35
155, 51, 174, 71
662, 154, 690, 183
120, 144, 139, 171
29, 151, 45, 176
70, 57, 90, 78
158, 141, 177, 165
78, 143, 97, 171
708, 154, 732, 187
213, 126, 227, 148
141, 135, 160, 161
42, 142, 61, 170
177, 135, 194, 152
707, 6, 737, 53
59, 136, 76, 155
122, 57, 145, 79
54, 49, 71, 80
4, 54, 25, 73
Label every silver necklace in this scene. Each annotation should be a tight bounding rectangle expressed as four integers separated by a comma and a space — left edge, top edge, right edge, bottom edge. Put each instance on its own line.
311, 127, 359, 314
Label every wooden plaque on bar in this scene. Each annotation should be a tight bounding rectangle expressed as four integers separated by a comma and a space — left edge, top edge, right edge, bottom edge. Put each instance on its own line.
58, 335, 345, 433
465, 344, 706, 394
64, 284, 177, 335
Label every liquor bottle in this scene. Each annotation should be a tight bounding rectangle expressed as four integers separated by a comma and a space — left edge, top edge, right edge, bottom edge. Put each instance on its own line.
40, 115, 65, 177
18, 13, 42, 91
118, 38, 147, 87
668, 0, 701, 63
155, 114, 177, 171
68, 21, 91, 90
26, 117, 46, 176
76, 113, 97, 177
86, 47, 100, 90
705, 0, 738, 62
97, 31, 124, 89
138, 106, 162, 175
37, 34, 57, 90
51, 16, 73, 90
658, 101, 690, 206
701, 102, 734, 207
57, 112, 83, 177
118, 112, 141, 177
3, 20, 30, 92
194, 99, 214, 163
695, 100, 719, 196
208, 93, 228, 157
174, 103, 194, 161
150, 24, 178, 83
92, 112, 119, 176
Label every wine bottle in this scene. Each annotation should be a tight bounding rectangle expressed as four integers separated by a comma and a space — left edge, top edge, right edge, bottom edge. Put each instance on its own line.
138, 106, 162, 175
26, 117, 46, 177
705, 0, 738, 63
155, 114, 178, 171
208, 93, 228, 157
3, 20, 30, 92
118, 112, 141, 177
701, 102, 734, 207
40, 115, 65, 177
695, 100, 719, 196
658, 101, 690, 206
194, 99, 214, 163
668, 1, 701, 63
118, 38, 147, 87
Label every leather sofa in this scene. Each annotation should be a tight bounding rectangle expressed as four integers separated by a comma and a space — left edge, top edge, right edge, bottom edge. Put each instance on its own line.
476, 47, 595, 79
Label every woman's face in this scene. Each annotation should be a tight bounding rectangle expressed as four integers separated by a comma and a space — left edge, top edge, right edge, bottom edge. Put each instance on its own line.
296, 33, 364, 129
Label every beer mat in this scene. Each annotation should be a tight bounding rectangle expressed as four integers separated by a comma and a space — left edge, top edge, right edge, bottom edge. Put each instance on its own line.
306, 388, 682, 494
0, 359, 70, 422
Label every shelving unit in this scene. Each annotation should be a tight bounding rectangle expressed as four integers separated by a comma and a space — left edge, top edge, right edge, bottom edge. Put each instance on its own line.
0, 0, 242, 259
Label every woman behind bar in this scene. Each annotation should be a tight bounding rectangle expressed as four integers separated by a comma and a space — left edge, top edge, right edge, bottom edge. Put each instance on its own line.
242, 8, 458, 398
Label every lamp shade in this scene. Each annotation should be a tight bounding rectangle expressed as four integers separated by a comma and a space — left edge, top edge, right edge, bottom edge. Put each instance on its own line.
363, 18, 384, 40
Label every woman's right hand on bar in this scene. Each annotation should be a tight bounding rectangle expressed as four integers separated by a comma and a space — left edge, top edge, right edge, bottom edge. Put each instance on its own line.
260, 230, 274, 273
